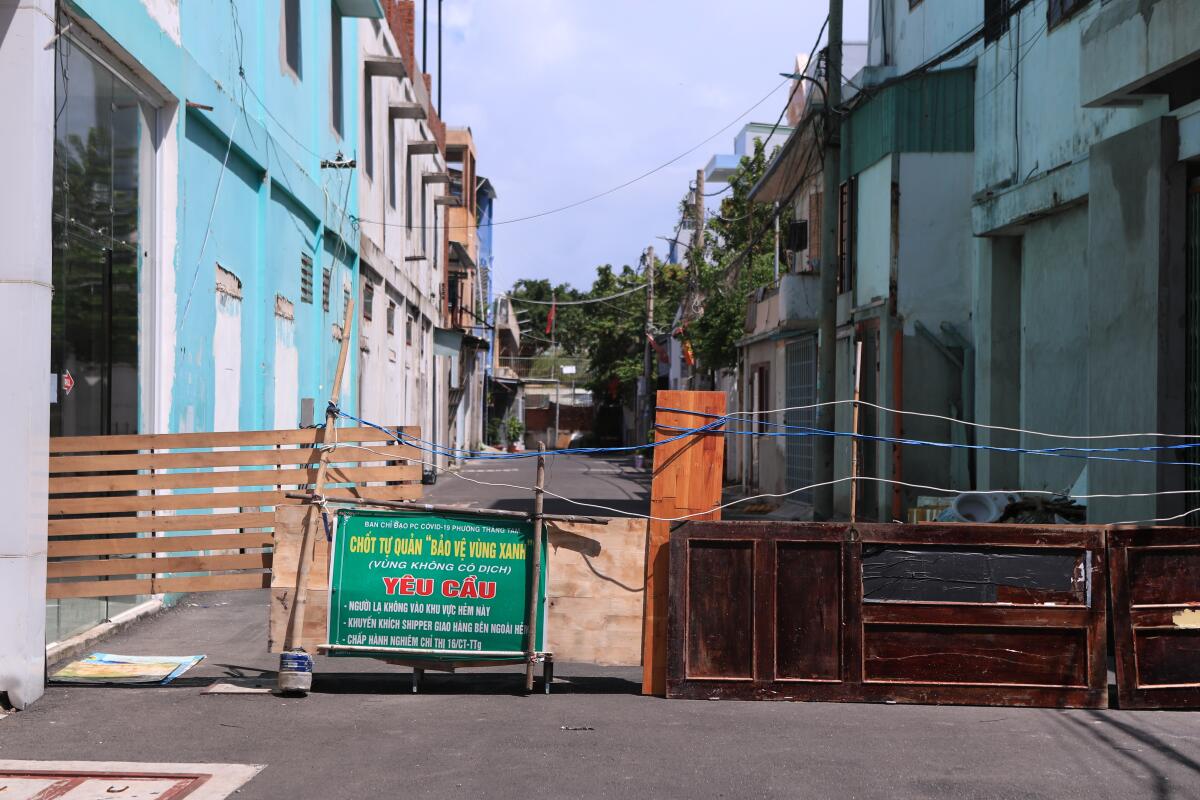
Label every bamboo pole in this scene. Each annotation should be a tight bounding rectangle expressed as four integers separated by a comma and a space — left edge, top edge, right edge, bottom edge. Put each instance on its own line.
524, 442, 546, 692
283, 294, 355, 656
849, 339, 863, 523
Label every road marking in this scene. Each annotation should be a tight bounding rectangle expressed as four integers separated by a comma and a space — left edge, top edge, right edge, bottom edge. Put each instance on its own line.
461, 468, 520, 474
0, 761, 262, 799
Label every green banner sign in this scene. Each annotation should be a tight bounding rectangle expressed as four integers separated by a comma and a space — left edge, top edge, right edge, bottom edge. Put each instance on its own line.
326, 510, 546, 659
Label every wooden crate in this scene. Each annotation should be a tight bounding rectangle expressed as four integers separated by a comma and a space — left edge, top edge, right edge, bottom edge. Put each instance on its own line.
48, 425, 420, 600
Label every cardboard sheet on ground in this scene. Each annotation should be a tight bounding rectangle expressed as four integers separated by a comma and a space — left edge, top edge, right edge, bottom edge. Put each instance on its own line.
51, 653, 205, 685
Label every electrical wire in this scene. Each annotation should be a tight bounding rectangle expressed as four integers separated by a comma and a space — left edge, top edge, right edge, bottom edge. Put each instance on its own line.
720, 399, 1200, 441
353, 76, 791, 232
323, 440, 1200, 526
177, 110, 241, 332
506, 283, 647, 306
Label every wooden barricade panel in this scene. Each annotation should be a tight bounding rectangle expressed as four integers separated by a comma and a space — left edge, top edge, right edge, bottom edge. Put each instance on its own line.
546, 518, 649, 666
1109, 527, 1200, 709
668, 521, 1108, 709
47, 425, 420, 600
269, 504, 331, 653
643, 391, 726, 696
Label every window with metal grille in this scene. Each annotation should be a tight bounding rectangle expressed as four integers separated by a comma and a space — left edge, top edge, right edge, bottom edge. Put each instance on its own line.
322, 267, 332, 312
984, 0, 1011, 44
300, 254, 314, 303
363, 281, 374, 321
406, 314, 415, 346
838, 178, 856, 295
387, 301, 396, 335
1048, 0, 1089, 30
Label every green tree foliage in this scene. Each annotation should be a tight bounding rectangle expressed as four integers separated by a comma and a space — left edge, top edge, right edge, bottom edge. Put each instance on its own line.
502, 140, 777, 401
689, 138, 780, 374
506, 278, 587, 354
506, 259, 685, 400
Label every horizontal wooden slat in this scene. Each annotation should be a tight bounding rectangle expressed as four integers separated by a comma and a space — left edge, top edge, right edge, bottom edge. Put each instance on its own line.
48, 552, 273, 579
47, 571, 271, 599
50, 425, 418, 454
50, 443, 417, 474
50, 464, 422, 494
49, 511, 276, 538
48, 532, 273, 558
856, 522, 1103, 549
862, 602, 1091, 628
48, 484, 421, 515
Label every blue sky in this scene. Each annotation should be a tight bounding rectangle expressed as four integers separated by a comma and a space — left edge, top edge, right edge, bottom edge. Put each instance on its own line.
432, 1, 870, 293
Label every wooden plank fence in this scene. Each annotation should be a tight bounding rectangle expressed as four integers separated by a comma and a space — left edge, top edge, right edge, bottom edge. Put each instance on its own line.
47, 425, 421, 599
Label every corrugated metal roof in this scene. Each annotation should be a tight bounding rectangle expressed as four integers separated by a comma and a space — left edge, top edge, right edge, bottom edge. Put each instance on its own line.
842, 67, 975, 178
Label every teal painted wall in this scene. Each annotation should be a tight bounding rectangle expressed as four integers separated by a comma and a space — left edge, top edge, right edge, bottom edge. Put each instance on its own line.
69, 0, 362, 433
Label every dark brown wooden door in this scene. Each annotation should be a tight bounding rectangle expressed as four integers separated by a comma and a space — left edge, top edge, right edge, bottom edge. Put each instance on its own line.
668, 521, 1108, 708
1110, 527, 1200, 709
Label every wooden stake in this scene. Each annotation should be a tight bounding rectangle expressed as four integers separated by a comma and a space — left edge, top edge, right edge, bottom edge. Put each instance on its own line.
525, 442, 546, 692
849, 338, 863, 523
284, 294, 355, 653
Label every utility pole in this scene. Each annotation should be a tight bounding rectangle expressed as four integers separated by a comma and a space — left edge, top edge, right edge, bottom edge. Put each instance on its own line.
437, 0, 443, 114
642, 246, 656, 446
422, 0, 428, 69
690, 169, 704, 390
551, 291, 559, 445
815, 0, 843, 520
774, 201, 781, 282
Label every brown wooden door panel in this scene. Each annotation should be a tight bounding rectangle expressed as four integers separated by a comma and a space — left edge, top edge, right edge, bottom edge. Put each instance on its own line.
775, 542, 841, 680
863, 624, 1089, 687
1111, 528, 1200, 708
685, 540, 755, 680
669, 521, 1107, 708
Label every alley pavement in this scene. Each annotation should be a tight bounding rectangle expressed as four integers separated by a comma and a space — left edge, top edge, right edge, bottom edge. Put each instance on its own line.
426, 452, 653, 517
5, 589, 1200, 799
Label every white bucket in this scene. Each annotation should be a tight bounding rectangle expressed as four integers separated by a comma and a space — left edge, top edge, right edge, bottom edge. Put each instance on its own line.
939, 492, 1019, 523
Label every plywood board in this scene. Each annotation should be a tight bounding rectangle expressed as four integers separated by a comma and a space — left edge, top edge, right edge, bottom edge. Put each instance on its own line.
643, 391, 726, 694
546, 518, 648, 666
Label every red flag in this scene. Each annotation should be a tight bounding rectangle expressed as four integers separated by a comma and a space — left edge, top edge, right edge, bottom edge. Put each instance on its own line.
545, 297, 556, 335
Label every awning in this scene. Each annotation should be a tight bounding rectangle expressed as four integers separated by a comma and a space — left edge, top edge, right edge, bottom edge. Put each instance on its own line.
433, 327, 463, 358
463, 333, 490, 351
749, 113, 821, 205
449, 240, 476, 269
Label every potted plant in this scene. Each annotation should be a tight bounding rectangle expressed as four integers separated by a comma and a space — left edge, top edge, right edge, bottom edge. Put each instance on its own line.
505, 416, 525, 453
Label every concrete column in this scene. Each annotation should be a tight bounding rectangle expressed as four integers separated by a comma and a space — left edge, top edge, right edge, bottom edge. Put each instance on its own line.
973, 236, 1022, 492
0, 0, 55, 709
1087, 117, 1185, 524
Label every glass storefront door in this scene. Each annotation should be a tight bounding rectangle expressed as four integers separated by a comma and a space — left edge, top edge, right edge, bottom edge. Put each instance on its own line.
48, 36, 152, 642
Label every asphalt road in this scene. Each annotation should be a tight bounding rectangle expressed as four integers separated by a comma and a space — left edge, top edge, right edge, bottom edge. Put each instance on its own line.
6, 590, 1200, 799
425, 452, 652, 517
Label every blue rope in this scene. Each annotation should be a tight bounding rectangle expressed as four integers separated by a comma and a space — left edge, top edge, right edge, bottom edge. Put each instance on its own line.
336, 409, 728, 462
656, 406, 1200, 468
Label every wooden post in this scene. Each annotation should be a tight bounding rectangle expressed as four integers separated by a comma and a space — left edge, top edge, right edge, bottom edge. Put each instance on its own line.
849, 339, 863, 523
642, 390, 726, 696
525, 442, 546, 692
283, 294, 355, 653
